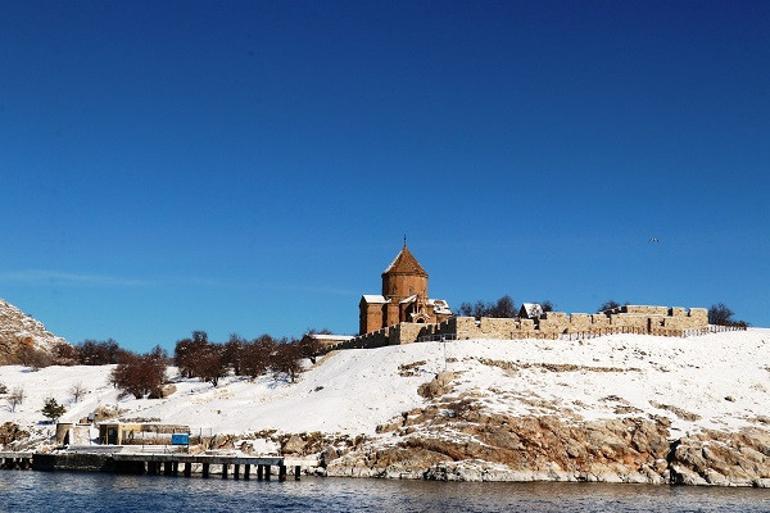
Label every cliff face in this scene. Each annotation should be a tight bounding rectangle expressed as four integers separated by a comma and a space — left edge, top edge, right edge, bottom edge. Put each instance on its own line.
320, 393, 770, 487
0, 299, 67, 364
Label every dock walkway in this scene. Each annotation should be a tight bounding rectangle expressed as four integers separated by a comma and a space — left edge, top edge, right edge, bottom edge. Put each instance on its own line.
0, 451, 301, 481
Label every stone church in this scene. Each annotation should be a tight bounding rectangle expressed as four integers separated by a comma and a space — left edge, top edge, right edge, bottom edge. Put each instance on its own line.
359, 244, 452, 335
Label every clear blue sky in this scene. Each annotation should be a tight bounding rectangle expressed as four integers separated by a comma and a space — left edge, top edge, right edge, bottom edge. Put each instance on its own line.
1, 1, 768, 351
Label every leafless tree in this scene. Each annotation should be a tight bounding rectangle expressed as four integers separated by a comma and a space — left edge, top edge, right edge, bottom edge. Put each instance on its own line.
70, 382, 87, 403
458, 295, 517, 319
110, 350, 167, 399
271, 341, 303, 383
8, 387, 25, 412
242, 335, 275, 380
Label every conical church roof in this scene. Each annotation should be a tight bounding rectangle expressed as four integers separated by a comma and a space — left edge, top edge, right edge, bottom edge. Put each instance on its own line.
382, 244, 428, 276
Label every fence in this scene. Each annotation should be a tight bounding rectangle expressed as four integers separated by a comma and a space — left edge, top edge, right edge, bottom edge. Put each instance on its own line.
416, 324, 747, 344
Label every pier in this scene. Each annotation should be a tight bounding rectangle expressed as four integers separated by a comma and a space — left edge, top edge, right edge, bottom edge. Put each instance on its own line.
0, 451, 303, 481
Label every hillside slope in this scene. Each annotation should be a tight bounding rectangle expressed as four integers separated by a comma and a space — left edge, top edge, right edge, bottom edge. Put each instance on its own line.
0, 329, 768, 485
0, 299, 67, 364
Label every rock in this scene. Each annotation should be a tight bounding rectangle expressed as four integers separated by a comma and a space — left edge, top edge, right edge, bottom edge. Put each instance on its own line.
283, 434, 307, 454
669, 429, 770, 487
417, 372, 455, 399
0, 422, 29, 448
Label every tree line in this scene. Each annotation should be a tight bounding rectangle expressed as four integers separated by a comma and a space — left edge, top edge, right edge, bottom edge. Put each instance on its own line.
107, 331, 321, 400
457, 295, 553, 319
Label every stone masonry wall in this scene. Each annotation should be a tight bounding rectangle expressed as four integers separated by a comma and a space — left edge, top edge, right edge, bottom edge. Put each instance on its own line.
344, 304, 712, 348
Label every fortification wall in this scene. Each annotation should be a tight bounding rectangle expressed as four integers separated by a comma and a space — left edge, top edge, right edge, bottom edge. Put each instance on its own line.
345, 304, 711, 347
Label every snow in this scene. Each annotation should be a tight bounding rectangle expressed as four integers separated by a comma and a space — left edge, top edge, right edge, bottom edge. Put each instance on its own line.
520, 303, 544, 319
361, 295, 389, 304
306, 334, 354, 342
1, 329, 768, 439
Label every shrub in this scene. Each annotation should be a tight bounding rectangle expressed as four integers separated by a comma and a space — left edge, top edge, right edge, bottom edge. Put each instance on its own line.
0, 383, 7, 395
41, 398, 66, 423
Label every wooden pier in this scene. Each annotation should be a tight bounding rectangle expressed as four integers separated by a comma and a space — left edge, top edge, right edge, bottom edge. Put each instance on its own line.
0, 451, 303, 481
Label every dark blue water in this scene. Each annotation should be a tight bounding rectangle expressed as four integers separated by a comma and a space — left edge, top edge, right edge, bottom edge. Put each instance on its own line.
0, 472, 768, 513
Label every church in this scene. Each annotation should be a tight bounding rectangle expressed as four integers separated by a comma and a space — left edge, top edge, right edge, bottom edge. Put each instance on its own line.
359, 243, 452, 335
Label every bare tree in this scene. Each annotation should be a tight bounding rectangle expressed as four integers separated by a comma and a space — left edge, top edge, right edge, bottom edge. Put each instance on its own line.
708, 303, 748, 327
242, 336, 275, 380
110, 351, 167, 399
8, 387, 25, 412
541, 300, 555, 312
598, 300, 622, 313
223, 334, 245, 375
457, 295, 517, 319
69, 383, 87, 403
271, 341, 303, 383
197, 344, 227, 387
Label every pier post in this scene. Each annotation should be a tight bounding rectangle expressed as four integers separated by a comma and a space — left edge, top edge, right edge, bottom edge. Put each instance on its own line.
257, 465, 264, 481
279, 465, 287, 482
184, 462, 191, 477
244, 464, 251, 480
265, 465, 271, 481
172, 462, 178, 476
202, 463, 210, 478
233, 464, 240, 480
294, 465, 301, 481
164, 462, 173, 476
222, 464, 228, 479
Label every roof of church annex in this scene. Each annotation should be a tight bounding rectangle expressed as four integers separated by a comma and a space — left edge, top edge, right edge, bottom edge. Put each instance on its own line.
382, 243, 428, 277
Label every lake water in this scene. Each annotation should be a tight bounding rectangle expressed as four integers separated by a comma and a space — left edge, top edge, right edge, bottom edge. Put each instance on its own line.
0, 472, 768, 513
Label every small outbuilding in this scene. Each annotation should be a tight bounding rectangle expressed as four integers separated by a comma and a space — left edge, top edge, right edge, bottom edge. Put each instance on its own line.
519, 303, 545, 319
98, 422, 190, 446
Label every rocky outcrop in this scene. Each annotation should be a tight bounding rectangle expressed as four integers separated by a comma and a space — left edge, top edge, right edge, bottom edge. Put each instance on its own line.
670, 428, 770, 487
0, 299, 67, 364
0, 422, 30, 448
316, 395, 769, 486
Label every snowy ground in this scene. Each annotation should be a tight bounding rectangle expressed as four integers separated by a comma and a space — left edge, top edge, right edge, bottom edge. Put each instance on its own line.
1, 329, 768, 439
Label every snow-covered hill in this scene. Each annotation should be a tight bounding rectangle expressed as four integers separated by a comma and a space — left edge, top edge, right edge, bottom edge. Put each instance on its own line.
1, 329, 768, 437
0, 298, 67, 363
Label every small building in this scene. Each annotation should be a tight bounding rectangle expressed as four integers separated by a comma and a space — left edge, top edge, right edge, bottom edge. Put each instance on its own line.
55, 422, 92, 446
98, 422, 190, 446
519, 303, 544, 319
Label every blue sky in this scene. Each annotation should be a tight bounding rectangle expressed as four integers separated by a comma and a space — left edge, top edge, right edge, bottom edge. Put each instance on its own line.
1, 1, 768, 351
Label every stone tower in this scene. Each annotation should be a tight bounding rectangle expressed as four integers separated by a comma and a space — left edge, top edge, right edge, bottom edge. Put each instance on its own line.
381, 243, 428, 302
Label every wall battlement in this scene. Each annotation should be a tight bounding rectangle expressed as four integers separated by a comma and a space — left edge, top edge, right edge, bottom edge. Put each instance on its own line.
336, 304, 712, 350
